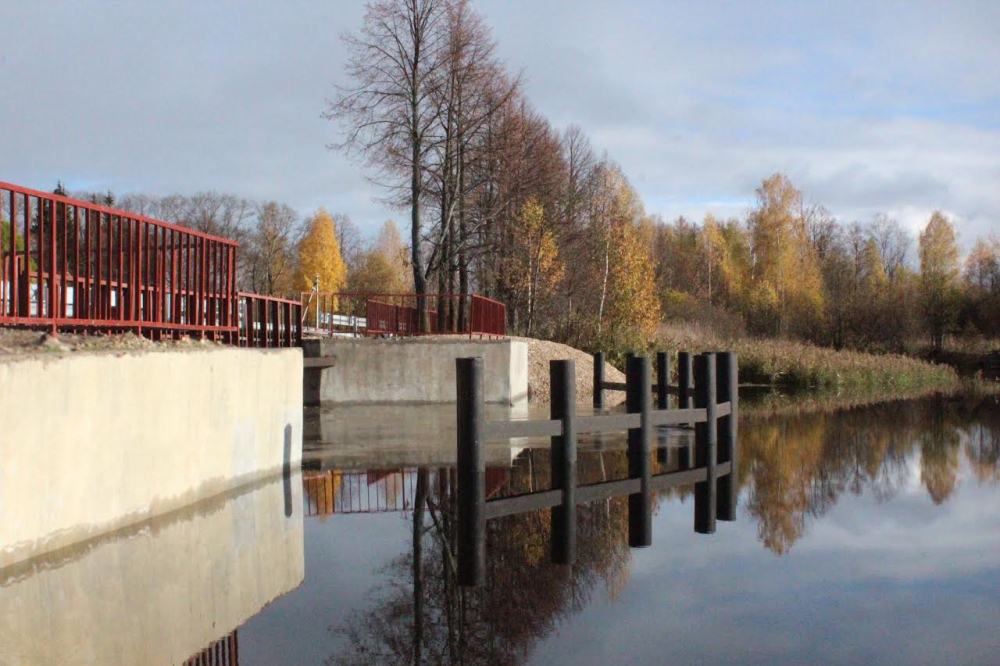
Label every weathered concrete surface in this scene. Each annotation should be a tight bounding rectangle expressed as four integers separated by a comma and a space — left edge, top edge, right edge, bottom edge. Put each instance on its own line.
0, 471, 304, 666
0, 347, 303, 569
303, 337, 528, 405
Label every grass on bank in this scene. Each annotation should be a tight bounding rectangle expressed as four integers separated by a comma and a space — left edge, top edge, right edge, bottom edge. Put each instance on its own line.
652, 322, 959, 392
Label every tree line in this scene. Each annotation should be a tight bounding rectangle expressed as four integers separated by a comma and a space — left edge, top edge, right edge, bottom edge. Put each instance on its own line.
330, 0, 997, 354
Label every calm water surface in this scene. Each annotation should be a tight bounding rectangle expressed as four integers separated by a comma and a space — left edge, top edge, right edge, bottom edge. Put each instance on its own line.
3, 393, 1000, 665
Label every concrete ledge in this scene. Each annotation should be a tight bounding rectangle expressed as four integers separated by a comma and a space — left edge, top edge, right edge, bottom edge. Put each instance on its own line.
0, 347, 303, 569
303, 337, 528, 405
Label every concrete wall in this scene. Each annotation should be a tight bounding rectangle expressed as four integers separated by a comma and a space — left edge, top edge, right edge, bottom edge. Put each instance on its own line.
0, 471, 304, 666
0, 347, 303, 569
303, 337, 528, 405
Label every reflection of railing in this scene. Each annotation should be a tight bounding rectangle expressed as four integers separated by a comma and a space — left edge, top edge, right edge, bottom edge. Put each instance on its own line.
303, 467, 509, 516
454, 351, 738, 585
238, 292, 302, 348
183, 630, 238, 666
300, 292, 506, 338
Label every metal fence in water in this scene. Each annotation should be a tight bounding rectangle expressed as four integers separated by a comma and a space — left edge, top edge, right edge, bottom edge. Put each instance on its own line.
454, 351, 739, 586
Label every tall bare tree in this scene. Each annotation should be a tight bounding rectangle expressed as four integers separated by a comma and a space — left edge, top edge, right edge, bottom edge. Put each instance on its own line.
328, 0, 448, 331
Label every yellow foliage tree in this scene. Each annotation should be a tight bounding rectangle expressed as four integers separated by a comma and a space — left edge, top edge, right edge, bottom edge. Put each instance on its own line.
297, 208, 348, 319
511, 197, 564, 336
918, 211, 960, 351
604, 220, 661, 350
747, 173, 824, 337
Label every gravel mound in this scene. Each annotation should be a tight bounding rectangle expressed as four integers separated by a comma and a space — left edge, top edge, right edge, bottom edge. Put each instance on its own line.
510, 336, 625, 405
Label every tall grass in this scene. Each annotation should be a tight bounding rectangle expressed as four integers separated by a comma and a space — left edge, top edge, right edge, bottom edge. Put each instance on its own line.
653, 322, 959, 392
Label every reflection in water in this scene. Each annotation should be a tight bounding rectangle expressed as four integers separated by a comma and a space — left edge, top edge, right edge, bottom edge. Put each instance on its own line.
741, 394, 1000, 554
309, 394, 1000, 665
0, 472, 304, 666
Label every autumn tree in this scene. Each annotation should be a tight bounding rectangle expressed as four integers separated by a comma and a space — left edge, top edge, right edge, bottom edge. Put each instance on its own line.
962, 236, 1000, 335
296, 209, 348, 320
746, 173, 824, 337
918, 211, 961, 352
348, 221, 414, 294
508, 197, 563, 336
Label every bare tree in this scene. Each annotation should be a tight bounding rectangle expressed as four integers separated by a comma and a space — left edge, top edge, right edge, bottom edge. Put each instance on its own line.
246, 201, 299, 295
328, 0, 449, 330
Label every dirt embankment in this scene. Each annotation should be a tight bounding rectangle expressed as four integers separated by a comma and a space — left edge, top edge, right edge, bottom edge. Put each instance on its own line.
0, 329, 223, 358
512, 336, 625, 406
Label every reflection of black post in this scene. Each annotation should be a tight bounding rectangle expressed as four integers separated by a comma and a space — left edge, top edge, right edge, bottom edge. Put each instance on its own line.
655, 351, 669, 410
593, 352, 605, 410
456, 357, 485, 586
550, 360, 577, 565
626, 356, 652, 547
717, 352, 738, 521
694, 353, 717, 534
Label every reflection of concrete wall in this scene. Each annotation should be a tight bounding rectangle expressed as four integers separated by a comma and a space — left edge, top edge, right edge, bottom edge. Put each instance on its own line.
0, 348, 303, 568
305, 402, 534, 468
303, 338, 528, 405
0, 472, 304, 666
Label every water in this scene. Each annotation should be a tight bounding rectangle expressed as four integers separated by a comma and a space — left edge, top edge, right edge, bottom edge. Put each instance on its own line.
3, 394, 999, 665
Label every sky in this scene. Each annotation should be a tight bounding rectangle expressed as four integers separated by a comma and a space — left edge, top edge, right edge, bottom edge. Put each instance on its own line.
0, 0, 997, 248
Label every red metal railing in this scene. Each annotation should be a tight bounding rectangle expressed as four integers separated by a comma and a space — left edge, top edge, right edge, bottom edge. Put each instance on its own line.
300, 292, 507, 339
238, 292, 302, 348
0, 181, 300, 347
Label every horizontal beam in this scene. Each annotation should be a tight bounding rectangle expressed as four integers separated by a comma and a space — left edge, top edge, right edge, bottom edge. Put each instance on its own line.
484, 402, 730, 440
484, 462, 732, 519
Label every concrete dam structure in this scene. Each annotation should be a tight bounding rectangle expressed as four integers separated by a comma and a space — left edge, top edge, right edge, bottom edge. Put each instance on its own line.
0, 346, 303, 570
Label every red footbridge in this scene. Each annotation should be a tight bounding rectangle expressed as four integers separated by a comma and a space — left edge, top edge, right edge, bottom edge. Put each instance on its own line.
1, 181, 507, 345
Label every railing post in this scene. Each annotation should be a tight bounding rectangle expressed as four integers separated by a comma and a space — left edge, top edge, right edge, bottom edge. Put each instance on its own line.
550, 359, 577, 565
593, 351, 605, 410
456, 357, 485, 586
626, 355, 652, 547
717, 352, 738, 521
655, 351, 669, 410
694, 353, 717, 534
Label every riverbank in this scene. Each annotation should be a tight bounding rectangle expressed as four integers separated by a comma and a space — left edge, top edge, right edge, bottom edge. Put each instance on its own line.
655, 323, 959, 392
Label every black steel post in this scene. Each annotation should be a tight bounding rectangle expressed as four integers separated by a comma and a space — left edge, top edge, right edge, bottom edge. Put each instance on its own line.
678, 351, 693, 409
694, 353, 717, 534
593, 351, 605, 410
550, 359, 577, 565
678, 351, 694, 468
626, 355, 652, 547
716, 352, 738, 521
456, 357, 485, 586
656, 351, 669, 410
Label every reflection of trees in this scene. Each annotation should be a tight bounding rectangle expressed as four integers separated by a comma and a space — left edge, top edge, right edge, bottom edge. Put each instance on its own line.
332, 450, 638, 665
741, 395, 1000, 554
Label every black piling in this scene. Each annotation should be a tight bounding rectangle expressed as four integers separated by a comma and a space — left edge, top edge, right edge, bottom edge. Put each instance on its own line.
678, 351, 693, 409
626, 355, 652, 547
550, 359, 577, 565
655, 351, 669, 410
456, 357, 486, 586
716, 352, 738, 521
678, 351, 694, 468
593, 351, 605, 410
694, 353, 718, 534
